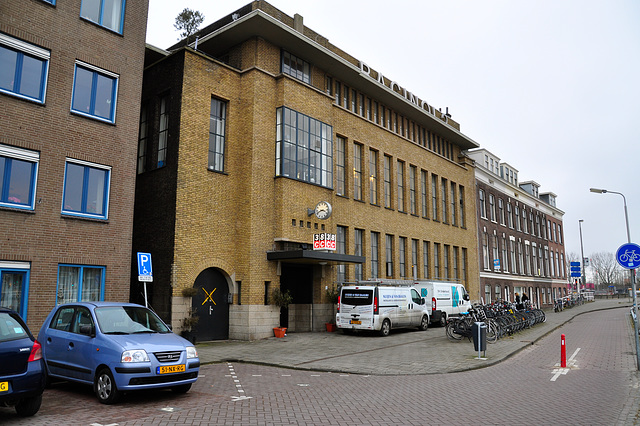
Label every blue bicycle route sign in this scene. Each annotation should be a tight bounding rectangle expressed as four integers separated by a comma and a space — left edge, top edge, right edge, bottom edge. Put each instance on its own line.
616, 243, 640, 269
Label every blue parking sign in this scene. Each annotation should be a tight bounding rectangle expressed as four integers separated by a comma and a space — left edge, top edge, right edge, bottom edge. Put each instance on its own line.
616, 243, 640, 269
137, 252, 153, 282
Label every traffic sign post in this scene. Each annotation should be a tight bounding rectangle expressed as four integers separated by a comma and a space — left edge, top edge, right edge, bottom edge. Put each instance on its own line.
137, 252, 153, 307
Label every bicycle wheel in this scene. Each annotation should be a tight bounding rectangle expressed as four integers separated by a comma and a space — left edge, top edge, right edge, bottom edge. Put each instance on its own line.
446, 320, 463, 341
485, 319, 498, 343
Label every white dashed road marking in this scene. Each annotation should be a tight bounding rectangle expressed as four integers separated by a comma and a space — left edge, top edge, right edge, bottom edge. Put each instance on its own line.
551, 348, 581, 381
227, 363, 253, 401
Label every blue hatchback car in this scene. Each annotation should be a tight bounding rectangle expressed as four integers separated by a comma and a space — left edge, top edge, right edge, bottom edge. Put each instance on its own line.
0, 307, 45, 417
39, 302, 199, 404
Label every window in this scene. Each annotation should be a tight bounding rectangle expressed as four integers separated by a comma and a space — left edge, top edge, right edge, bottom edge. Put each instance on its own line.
443, 245, 449, 278
508, 203, 514, 228
461, 248, 468, 284
441, 178, 448, 223
397, 160, 405, 212
453, 247, 459, 280
433, 243, 440, 278
479, 189, 486, 218
459, 186, 465, 227
499, 199, 505, 225
489, 194, 496, 222
354, 229, 363, 281
370, 232, 379, 279
281, 51, 310, 83
558, 225, 563, 244
80, 0, 126, 33
553, 223, 557, 242
354, 144, 363, 201
423, 241, 430, 278
62, 159, 111, 219
385, 234, 394, 277
276, 107, 333, 187
510, 240, 516, 274
421, 170, 428, 218
383, 155, 392, 208
137, 104, 148, 174
336, 226, 347, 283
431, 175, 438, 220
411, 239, 418, 279
71, 61, 118, 123
409, 166, 417, 215
336, 136, 346, 195
502, 236, 508, 272
492, 234, 499, 269
450, 182, 456, 225
208, 98, 227, 172
399, 237, 406, 278
515, 205, 521, 231
57, 264, 105, 304
0, 144, 39, 210
522, 208, 528, 233
157, 95, 169, 167
0, 263, 30, 316
482, 232, 489, 269
0, 34, 50, 104
369, 150, 378, 204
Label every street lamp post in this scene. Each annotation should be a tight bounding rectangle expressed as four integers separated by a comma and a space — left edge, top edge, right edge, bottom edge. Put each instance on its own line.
590, 188, 640, 370
579, 219, 585, 296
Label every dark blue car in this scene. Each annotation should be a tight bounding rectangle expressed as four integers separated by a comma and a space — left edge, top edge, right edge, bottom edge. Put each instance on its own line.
39, 302, 199, 404
0, 307, 45, 417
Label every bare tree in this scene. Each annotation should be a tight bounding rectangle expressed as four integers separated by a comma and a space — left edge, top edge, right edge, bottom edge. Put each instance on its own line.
590, 252, 624, 291
174, 8, 204, 43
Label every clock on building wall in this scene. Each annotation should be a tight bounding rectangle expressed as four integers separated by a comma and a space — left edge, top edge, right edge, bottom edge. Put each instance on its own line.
314, 201, 332, 220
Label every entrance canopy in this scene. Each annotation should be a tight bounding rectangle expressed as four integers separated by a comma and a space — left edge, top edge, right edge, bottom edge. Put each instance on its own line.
267, 250, 365, 265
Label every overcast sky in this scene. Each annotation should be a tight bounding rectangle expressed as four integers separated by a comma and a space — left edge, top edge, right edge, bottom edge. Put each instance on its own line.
146, 0, 640, 263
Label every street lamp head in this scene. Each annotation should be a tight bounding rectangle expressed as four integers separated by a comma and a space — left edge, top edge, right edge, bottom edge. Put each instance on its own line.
579, 219, 584, 223
590, 188, 607, 194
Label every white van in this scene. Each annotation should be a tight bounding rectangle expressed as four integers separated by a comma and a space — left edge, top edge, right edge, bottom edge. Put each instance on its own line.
336, 285, 429, 336
412, 281, 471, 326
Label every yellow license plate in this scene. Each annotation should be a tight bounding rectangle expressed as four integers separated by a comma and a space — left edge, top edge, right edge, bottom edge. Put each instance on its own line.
157, 364, 186, 375
350, 320, 361, 325
0, 381, 8, 392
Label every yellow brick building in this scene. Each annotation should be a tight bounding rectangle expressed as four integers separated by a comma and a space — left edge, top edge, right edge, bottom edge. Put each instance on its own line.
133, 1, 480, 340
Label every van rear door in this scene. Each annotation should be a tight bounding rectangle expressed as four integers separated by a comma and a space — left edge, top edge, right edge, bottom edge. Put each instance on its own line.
338, 288, 375, 329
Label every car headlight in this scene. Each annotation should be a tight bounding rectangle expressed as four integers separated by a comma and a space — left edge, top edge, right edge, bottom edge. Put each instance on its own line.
186, 346, 198, 359
121, 349, 150, 363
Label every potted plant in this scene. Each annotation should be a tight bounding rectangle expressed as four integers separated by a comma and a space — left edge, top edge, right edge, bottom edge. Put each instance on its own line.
271, 287, 292, 337
325, 285, 340, 332
180, 287, 199, 343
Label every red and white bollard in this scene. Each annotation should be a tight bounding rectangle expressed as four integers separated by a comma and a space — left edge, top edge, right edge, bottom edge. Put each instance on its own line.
560, 334, 566, 368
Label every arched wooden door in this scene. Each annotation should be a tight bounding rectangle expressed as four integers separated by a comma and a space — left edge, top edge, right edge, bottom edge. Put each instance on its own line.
191, 268, 229, 341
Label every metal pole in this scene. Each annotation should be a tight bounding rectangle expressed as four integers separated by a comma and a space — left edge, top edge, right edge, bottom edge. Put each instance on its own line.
579, 220, 585, 296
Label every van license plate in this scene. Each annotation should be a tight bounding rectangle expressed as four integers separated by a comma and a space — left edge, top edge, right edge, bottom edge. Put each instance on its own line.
350, 320, 361, 325
0, 381, 8, 392
157, 364, 186, 375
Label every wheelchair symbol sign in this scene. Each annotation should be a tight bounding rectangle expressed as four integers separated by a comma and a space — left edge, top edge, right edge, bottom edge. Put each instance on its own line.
137, 252, 153, 282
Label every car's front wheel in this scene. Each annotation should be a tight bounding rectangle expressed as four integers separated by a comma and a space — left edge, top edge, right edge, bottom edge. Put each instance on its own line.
15, 394, 42, 417
95, 367, 120, 404
171, 383, 192, 394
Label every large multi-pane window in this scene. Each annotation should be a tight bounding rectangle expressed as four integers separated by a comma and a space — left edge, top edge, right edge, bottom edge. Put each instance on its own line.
489, 194, 496, 222
208, 98, 227, 172
397, 161, 405, 212
479, 189, 486, 218
502, 236, 508, 272
525, 244, 532, 275
399, 237, 406, 278
354, 229, 363, 281
433, 243, 440, 278
336, 226, 347, 283
499, 199, 505, 225
492, 234, 499, 269
431, 175, 438, 220
336, 136, 345, 195
443, 245, 450, 279
522, 208, 528, 233
453, 247, 459, 281
507, 203, 514, 228
441, 178, 448, 223
71, 62, 118, 123
383, 155, 392, 208
281, 51, 310, 83
0, 145, 39, 211
0, 34, 50, 104
385, 234, 394, 277
482, 232, 489, 269
459, 186, 465, 227
276, 107, 333, 187
409, 166, 417, 215
0, 264, 29, 316
80, 0, 126, 33
422, 241, 430, 279
62, 159, 110, 219
411, 239, 418, 279
353, 144, 363, 201
461, 248, 468, 284
450, 182, 456, 225
369, 149, 378, 204
370, 232, 379, 279
510, 240, 517, 274
515, 206, 521, 231
518, 241, 524, 274
157, 95, 169, 167
57, 265, 105, 304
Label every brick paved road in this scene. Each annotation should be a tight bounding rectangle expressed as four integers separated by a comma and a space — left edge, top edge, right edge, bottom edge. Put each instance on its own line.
2, 304, 638, 425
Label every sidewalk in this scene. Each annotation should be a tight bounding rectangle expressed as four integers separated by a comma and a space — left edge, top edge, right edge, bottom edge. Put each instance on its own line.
195, 298, 633, 375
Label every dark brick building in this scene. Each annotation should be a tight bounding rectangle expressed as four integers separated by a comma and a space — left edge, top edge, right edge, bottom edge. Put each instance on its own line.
0, 0, 148, 330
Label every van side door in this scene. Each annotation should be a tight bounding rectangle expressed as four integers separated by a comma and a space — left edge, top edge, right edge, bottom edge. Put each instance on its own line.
409, 288, 425, 325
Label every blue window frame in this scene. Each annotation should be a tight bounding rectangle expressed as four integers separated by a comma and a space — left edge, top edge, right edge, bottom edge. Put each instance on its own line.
41, 0, 56, 4
0, 144, 39, 211
80, 0, 126, 34
0, 34, 50, 104
71, 62, 118, 123
0, 263, 31, 319
57, 264, 105, 305
62, 159, 111, 219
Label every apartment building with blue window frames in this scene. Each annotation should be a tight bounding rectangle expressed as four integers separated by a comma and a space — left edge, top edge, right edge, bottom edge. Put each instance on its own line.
0, 0, 148, 330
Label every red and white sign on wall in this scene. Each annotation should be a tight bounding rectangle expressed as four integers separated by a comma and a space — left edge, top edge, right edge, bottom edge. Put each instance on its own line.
313, 233, 336, 250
